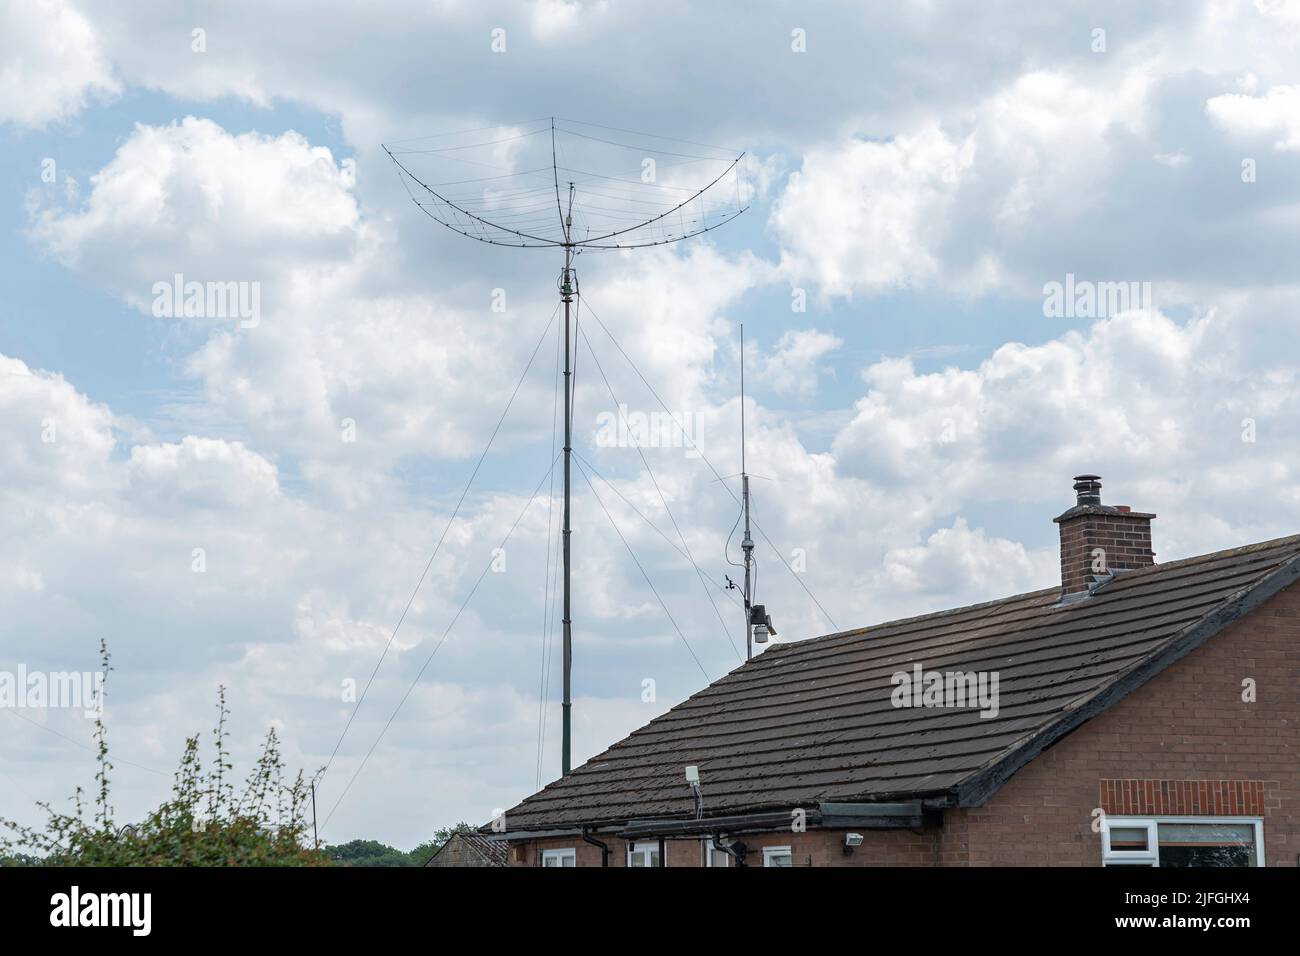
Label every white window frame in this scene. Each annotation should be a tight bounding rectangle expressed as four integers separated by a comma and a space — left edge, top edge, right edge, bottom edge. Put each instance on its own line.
762, 845, 793, 868
1101, 816, 1265, 867
1100, 818, 1158, 865
627, 841, 664, 867
541, 847, 576, 868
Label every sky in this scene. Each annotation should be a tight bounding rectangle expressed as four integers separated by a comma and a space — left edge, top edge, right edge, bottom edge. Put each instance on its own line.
3, 0, 1300, 849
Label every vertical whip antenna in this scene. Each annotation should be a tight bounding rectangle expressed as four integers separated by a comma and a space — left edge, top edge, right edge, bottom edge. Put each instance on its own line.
741, 325, 755, 660
734, 324, 774, 660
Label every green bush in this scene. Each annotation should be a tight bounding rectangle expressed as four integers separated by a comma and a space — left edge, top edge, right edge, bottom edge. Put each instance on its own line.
0, 642, 328, 866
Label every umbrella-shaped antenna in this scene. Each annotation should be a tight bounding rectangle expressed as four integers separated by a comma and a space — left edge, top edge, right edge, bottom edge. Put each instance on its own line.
385, 117, 749, 777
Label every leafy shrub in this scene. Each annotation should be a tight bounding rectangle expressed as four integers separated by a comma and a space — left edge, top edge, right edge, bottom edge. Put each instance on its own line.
0, 643, 327, 867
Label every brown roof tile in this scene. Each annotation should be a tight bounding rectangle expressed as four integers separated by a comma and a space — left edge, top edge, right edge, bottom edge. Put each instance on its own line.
426, 830, 509, 866
499, 534, 1300, 832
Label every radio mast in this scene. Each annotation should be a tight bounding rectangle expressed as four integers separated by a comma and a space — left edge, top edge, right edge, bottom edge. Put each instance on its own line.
384, 118, 748, 776
735, 324, 774, 660
740, 325, 755, 659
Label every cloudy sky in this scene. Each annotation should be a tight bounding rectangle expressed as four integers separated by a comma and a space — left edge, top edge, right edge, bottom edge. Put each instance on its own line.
4, 0, 1300, 849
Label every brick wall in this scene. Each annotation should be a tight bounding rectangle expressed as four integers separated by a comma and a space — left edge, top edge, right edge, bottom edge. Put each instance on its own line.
1057, 510, 1156, 594
507, 581, 1299, 866
510, 829, 941, 867
955, 579, 1299, 866
1098, 779, 1265, 816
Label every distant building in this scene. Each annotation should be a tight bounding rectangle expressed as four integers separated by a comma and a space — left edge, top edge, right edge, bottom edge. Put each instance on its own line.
424, 831, 508, 868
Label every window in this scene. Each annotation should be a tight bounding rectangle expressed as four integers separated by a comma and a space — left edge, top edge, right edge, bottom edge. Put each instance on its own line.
1102, 817, 1264, 867
1157, 822, 1261, 867
542, 848, 575, 867
1101, 819, 1157, 866
627, 841, 662, 867
702, 840, 729, 867
763, 846, 793, 868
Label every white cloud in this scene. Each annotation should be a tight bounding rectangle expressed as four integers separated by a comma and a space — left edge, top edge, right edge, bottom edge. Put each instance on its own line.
127, 436, 281, 510
31, 117, 364, 307
28, 118, 779, 494
1206, 84, 1300, 151
832, 301, 1300, 557
0, 0, 119, 127
0, 353, 117, 495
763, 329, 842, 398
769, 67, 1159, 301
531, 0, 609, 40
771, 127, 973, 298
881, 518, 1053, 599
0, 345, 652, 841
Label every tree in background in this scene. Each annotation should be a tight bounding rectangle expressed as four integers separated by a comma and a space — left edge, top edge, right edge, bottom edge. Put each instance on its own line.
328, 839, 413, 867
0, 642, 327, 866
329, 823, 475, 867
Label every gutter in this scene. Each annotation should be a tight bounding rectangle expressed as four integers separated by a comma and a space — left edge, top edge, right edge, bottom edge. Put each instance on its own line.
485, 801, 932, 844
479, 827, 604, 841
619, 801, 926, 839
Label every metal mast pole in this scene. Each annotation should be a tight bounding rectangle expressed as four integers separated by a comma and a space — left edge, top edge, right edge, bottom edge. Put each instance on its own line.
561, 183, 575, 776
740, 325, 754, 660
380, 120, 750, 792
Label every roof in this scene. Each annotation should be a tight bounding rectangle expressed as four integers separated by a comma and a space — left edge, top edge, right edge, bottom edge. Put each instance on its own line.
499, 533, 1300, 833
425, 830, 509, 866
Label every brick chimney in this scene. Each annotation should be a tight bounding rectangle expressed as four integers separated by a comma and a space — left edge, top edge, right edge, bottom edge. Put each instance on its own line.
1053, 475, 1156, 596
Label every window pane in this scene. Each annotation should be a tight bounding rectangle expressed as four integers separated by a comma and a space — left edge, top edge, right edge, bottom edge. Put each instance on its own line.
766, 851, 792, 868
629, 844, 658, 867
1109, 826, 1149, 850
561, 854, 575, 867
1157, 823, 1257, 868
1158, 823, 1253, 844
626, 842, 655, 868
